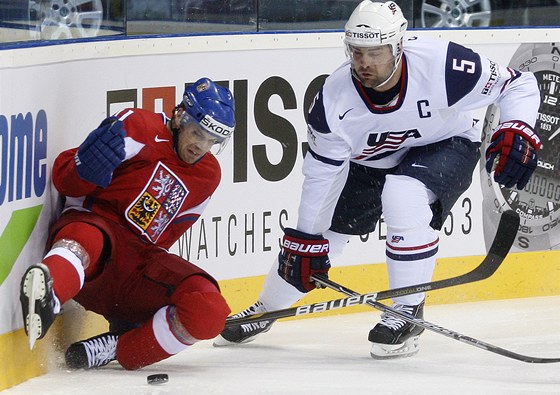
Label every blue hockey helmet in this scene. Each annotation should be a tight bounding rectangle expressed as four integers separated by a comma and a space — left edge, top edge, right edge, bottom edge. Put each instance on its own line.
179, 78, 235, 154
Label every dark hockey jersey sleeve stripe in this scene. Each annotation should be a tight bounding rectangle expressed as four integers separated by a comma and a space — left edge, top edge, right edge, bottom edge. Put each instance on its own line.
307, 147, 344, 166
445, 41, 482, 107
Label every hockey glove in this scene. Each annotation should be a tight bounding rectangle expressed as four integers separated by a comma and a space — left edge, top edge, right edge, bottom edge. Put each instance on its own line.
75, 117, 126, 188
278, 228, 331, 293
485, 121, 541, 190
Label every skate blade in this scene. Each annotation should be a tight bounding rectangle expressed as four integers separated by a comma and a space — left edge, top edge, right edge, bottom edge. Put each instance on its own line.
22, 267, 47, 350
370, 336, 420, 360
212, 334, 256, 347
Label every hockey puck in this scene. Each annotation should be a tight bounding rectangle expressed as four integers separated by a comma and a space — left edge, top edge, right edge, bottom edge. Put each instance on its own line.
147, 373, 169, 385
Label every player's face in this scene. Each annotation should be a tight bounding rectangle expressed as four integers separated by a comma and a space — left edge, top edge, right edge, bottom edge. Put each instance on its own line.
176, 122, 219, 164
349, 44, 396, 89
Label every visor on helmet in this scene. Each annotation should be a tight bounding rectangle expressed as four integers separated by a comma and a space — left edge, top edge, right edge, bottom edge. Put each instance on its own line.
178, 110, 231, 154
346, 44, 396, 66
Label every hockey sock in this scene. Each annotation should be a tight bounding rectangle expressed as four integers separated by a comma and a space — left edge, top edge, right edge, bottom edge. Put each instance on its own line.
116, 307, 176, 370
386, 232, 438, 306
43, 251, 83, 307
258, 232, 350, 311
259, 262, 306, 311
117, 277, 231, 370
44, 222, 105, 305
382, 175, 439, 305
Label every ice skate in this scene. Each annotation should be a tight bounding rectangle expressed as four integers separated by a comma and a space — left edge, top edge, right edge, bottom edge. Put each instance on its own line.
368, 301, 425, 359
213, 301, 275, 346
20, 263, 57, 350
65, 332, 119, 369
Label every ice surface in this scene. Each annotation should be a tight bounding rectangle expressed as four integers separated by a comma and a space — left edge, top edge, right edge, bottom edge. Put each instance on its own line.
3, 296, 560, 395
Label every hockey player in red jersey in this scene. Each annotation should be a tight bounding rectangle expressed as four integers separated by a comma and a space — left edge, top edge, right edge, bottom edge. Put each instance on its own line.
215, 1, 541, 359
20, 77, 235, 370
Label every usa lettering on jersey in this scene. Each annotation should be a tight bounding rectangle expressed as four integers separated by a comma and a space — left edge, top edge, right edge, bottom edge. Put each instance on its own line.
354, 129, 422, 160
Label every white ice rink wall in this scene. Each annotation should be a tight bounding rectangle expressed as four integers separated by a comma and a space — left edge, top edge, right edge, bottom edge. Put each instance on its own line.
1, 28, 559, 390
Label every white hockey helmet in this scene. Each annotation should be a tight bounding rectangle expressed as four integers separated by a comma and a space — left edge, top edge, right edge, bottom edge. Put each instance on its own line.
344, 1, 408, 64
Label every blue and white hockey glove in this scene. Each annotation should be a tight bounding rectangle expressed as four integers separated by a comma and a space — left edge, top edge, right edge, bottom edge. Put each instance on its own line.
75, 117, 126, 188
485, 121, 541, 190
278, 228, 331, 293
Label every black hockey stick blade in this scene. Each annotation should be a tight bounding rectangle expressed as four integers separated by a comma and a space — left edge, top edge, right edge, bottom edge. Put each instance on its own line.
313, 275, 560, 364
225, 210, 519, 327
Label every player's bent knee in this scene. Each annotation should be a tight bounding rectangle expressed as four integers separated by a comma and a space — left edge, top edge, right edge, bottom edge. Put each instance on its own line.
171, 289, 231, 340
382, 175, 435, 230
52, 222, 105, 273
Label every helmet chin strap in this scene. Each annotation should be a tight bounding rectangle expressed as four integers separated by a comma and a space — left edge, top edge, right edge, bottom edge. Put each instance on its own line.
351, 41, 404, 90
170, 105, 183, 153
374, 57, 401, 89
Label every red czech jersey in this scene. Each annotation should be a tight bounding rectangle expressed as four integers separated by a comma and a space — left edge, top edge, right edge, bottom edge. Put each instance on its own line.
52, 108, 221, 249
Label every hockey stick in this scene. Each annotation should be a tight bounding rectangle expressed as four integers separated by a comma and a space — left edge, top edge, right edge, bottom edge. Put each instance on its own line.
225, 209, 518, 327
312, 274, 560, 363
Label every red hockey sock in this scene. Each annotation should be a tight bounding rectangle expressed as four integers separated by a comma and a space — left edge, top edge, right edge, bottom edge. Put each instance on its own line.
43, 254, 82, 305
116, 315, 173, 371
45, 222, 105, 304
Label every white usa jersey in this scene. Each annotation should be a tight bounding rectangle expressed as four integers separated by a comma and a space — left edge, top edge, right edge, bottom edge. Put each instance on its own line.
297, 35, 540, 234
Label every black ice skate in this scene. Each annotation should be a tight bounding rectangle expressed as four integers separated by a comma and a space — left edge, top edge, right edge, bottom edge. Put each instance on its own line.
368, 301, 425, 359
213, 301, 276, 346
65, 332, 119, 369
20, 263, 57, 350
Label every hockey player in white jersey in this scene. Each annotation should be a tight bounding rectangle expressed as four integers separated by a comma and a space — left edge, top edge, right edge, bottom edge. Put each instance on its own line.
215, 0, 541, 358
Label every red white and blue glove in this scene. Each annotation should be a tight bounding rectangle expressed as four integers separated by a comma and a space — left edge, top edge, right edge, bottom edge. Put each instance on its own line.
278, 228, 331, 293
75, 117, 126, 188
485, 121, 541, 190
